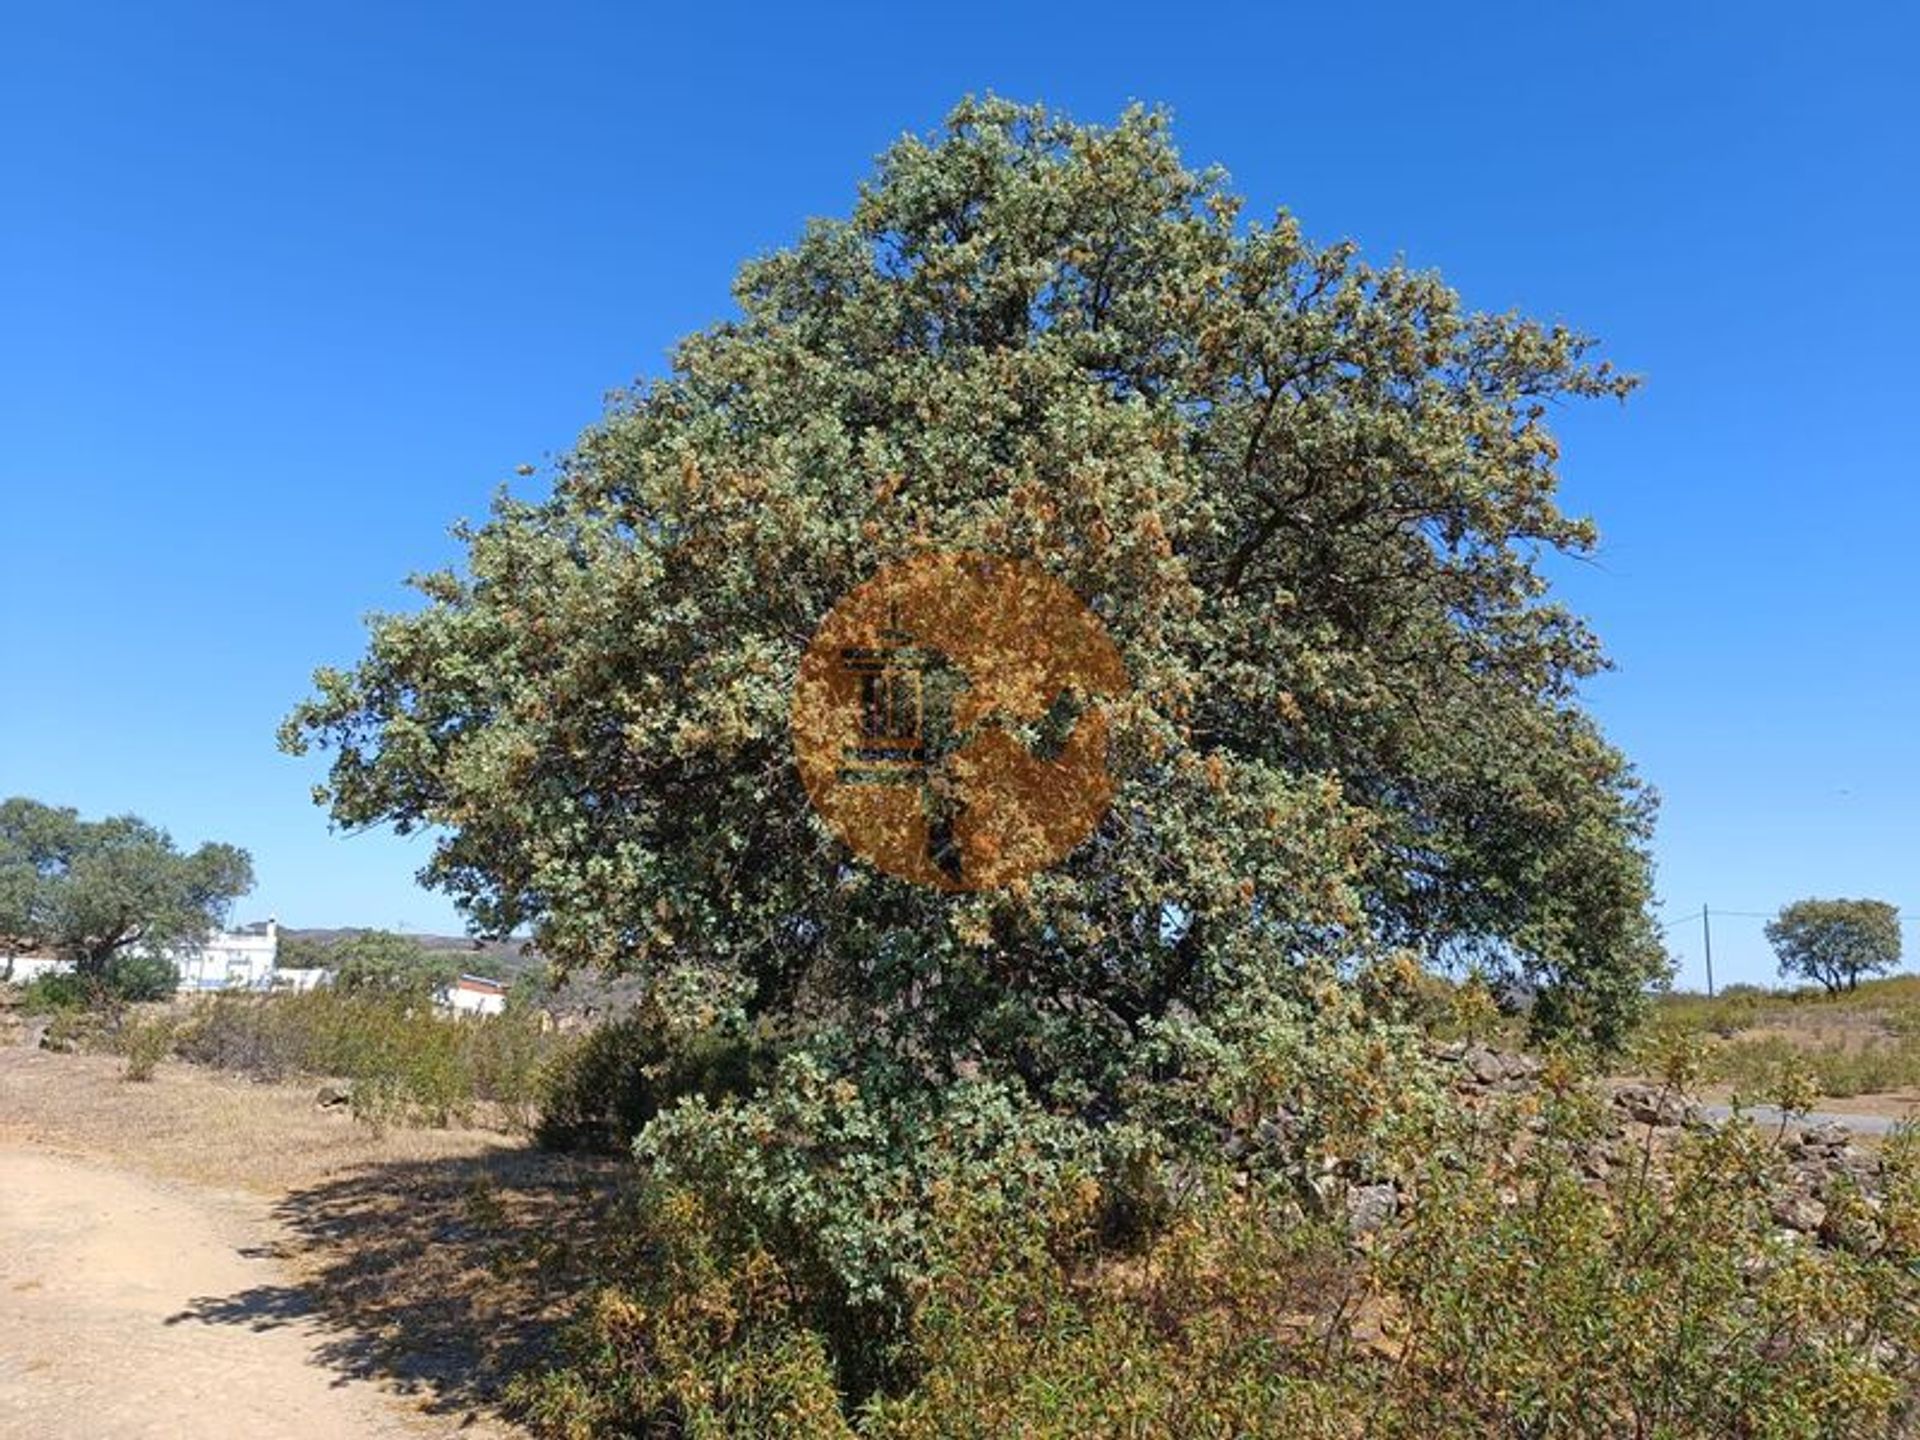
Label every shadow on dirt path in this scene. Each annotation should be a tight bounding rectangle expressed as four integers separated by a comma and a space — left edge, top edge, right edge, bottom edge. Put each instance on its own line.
168, 1146, 631, 1424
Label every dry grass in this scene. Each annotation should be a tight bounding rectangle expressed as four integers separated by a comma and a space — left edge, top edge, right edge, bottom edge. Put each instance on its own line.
1649, 975, 1920, 1108
0, 1046, 514, 1193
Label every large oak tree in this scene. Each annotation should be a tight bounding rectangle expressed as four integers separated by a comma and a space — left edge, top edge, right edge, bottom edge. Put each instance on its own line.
284, 99, 1666, 1121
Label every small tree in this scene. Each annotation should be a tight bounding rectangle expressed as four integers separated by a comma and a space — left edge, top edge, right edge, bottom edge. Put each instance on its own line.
328, 929, 460, 998
274, 931, 336, 971
0, 797, 253, 982
1766, 898, 1901, 993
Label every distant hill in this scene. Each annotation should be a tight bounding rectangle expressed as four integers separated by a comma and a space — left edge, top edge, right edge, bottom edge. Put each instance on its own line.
276, 928, 651, 1015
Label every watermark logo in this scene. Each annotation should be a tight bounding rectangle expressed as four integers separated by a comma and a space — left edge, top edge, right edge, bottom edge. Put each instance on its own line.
792, 552, 1127, 891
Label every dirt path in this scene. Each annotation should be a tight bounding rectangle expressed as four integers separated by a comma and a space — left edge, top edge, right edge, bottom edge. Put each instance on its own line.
0, 1141, 495, 1440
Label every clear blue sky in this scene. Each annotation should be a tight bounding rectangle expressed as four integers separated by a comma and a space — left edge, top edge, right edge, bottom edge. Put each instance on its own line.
3, 3, 1914, 987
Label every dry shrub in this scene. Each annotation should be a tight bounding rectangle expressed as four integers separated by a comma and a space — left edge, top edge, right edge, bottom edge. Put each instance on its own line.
170, 989, 557, 1128
511, 1092, 1920, 1439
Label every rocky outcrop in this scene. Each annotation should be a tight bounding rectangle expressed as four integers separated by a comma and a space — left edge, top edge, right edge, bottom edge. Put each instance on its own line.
1428, 1042, 1894, 1242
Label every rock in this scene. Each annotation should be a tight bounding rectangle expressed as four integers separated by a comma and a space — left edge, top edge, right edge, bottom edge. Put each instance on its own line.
1256, 1111, 1301, 1149
1457, 1045, 1541, 1088
1797, 1121, 1850, 1151
1463, 1046, 1510, 1086
1611, 1084, 1696, 1128
1772, 1191, 1827, 1233
315, 1081, 354, 1109
1345, 1183, 1398, 1236
1838, 1151, 1884, 1182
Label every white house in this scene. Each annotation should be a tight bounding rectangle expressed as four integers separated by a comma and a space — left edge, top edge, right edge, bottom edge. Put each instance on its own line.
1, 954, 75, 985
164, 918, 280, 993
3, 920, 279, 992
438, 973, 509, 1018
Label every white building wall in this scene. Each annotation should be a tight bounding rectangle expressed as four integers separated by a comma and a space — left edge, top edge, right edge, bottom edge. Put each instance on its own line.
2, 955, 75, 984
163, 919, 280, 993
3, 921, 284, 993
439, 977, 508, 1017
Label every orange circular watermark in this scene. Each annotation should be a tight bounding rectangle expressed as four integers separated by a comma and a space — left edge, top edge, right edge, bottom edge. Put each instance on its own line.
792, 552, 1128, 891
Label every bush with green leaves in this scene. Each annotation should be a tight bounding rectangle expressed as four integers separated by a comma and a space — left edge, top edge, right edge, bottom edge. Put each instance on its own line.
118, 1012, 176, 1081
101, 952, 179, 1001
12, 952, 179, 1010
535, 1009, 770, 1154
325, 928, 463, 997
15, 969, 91, 1012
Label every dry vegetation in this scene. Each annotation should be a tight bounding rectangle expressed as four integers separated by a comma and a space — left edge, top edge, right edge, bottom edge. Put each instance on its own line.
8, 978, 1920, 1438
1647, 975, 1920, 1111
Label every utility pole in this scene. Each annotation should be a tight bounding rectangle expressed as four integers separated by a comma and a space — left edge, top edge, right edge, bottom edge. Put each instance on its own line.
1702, 904, 1715, 999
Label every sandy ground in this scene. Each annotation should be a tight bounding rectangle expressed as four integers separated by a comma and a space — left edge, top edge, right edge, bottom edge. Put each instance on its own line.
0, 1049, 530, 1439
0, 1144, 460, 1439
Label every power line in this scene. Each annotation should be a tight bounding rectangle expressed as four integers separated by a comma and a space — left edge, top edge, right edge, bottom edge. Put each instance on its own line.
1658, 904, 1917, 996
1662, 907, 1920, 926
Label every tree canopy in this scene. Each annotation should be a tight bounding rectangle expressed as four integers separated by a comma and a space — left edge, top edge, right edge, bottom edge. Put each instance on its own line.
283, 96, 1664, 1118
327, 929, 462, 997
1767, 898, 1902, 993
0, 796, 254, 975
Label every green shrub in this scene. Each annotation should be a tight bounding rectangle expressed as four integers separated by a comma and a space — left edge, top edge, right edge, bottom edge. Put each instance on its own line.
862, 1178, 1353, 1439
103, 953, 178, 1001
506, 1182, 856, 1439
119, 1013, 175, 1081
534, 1014, 765, 1154
513, 1059, 1920, 1439
14, 954, 177, 1010
1376, 1103, 1918, 1437
17, 970, 90, 1013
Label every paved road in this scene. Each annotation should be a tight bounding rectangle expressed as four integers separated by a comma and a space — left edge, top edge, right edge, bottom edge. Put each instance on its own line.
1699, 1104, 1914, 1136
0, 1143, 491, 1439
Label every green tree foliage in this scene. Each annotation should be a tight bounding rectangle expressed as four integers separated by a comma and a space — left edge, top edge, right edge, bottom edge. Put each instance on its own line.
273, 931, 337, 971
0, 796, 253, 979
1767, 898, 1902, 994
284, 99, 1661, 1070
285, 99, 1673, 1406
101, 951, 184, 1002
325, 928, 462, 997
